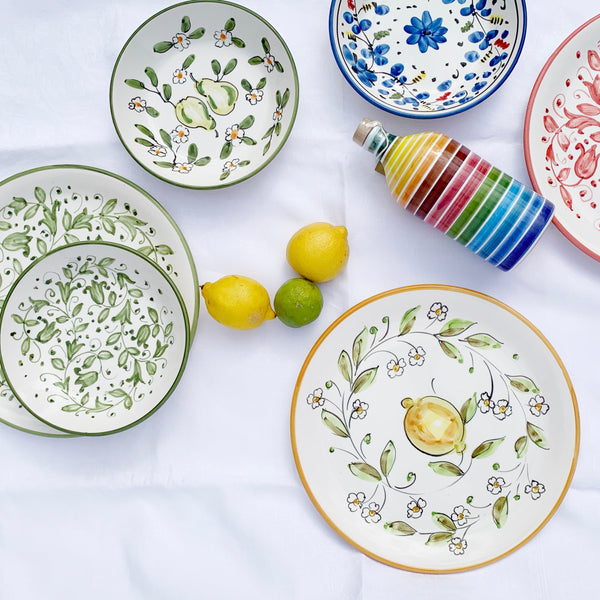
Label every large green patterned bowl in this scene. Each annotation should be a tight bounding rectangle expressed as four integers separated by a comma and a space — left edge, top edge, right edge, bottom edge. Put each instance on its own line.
0, 241, 190, 435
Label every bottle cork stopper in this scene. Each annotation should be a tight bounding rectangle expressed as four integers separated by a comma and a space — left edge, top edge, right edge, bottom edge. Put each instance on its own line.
353, 118, 381, 146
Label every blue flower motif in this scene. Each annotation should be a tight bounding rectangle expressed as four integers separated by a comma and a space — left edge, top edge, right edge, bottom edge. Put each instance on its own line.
351, 19, 372, 35
404, 11, 448, 53
361, 44, 390, 66
342, 44, 378, 87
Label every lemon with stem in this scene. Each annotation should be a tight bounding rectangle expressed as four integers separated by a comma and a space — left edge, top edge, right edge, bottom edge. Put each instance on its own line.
402, 396, 466, 456
286, 222, 349, 283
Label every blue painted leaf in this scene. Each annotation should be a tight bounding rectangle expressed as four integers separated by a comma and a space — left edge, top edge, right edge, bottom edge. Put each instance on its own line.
359, 19, 372, 32
468, 31, 485, 43
390, 63, 404, 77
460, 6, 474, 15
343, 11, 354, 24
374, 5, 390, 15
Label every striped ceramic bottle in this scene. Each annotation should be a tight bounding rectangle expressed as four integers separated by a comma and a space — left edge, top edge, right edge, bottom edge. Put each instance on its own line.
353, 119, 554, 271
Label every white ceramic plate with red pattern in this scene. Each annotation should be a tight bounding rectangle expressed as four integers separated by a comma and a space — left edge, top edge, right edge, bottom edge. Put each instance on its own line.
525, 14, 600, 261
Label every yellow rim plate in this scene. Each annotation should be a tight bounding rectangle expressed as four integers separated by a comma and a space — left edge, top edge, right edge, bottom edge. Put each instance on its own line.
291, 285, 579, 572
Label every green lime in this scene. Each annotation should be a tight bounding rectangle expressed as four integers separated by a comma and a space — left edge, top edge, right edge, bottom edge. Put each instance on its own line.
274, 278, 323, 328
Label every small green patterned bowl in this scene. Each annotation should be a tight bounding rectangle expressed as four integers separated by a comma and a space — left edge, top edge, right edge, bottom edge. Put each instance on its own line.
0, 241, 190, 435
110, 0, 299, 188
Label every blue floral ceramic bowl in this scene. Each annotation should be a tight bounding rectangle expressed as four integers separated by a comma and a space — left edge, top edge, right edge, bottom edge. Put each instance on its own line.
329, 0, 527, 118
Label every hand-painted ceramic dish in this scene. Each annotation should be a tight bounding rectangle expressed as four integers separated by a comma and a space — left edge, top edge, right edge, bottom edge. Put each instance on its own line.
110, 0, 299, 188
0, 242, 189, 436
524, 14, 600, 262
329, 0, 526, 118
291, 285, 579, 572
0, 165, 198, 436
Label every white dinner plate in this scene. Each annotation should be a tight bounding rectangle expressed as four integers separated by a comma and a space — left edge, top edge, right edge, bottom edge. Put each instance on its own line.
292, 285, 579, 572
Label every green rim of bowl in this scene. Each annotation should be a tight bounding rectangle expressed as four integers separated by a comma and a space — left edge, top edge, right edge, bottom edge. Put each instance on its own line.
0, 240, 191, 436
109, 0, 300, 190
0, 164, 200, 339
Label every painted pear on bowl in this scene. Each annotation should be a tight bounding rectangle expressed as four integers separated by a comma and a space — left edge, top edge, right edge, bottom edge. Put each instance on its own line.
401, 396, 466, 457
174, 96, 216, 130
196, 78, 239, 116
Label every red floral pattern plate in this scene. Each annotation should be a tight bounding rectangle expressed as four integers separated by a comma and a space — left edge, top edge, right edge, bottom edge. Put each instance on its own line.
525, 14, 600, 261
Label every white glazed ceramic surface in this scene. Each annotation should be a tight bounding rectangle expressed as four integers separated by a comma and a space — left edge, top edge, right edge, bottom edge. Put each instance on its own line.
525, 14, 600, 262
291, 286, 578, 572
111, 0, 299, 188
0, 165, 198, 436
329, 0, 526, 118
0, 243, 189, 436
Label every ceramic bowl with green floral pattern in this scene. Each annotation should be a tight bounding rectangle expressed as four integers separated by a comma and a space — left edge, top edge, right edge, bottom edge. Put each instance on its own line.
0, 242, 190, 435
110, 0, 299, 188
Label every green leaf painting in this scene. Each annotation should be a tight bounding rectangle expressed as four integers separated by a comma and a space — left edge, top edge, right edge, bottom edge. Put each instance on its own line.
399, 306, 421, 335
379, 441, 396, 477
6, 251, 177, 419
471, 437, 505, 459
464, 333, 502, 349
439, 319, 474, 337
460, 393, 477, 423
425, 531, 454, 546
303, 296, 555, 555
385, 521, 416, 536
514, 435, 528, 458
337, 350, 352, 383
492, 496, 509, 528
526, 422, 549, 450
509, 375, 540, 394
431, 512, 456, 532
352, 327, 369, 365
321, 409, 349, 438
427, 461, 465, 477
352, 367, 377, 394
439, 340, 463, 362
348, 462, 382, 482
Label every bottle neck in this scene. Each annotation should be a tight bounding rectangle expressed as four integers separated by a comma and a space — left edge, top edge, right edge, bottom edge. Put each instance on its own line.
353, 119, 400, 164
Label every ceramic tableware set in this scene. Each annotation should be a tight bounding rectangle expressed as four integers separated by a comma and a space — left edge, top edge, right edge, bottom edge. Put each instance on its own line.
0, 166, 198, 436
0, 0, 593, 574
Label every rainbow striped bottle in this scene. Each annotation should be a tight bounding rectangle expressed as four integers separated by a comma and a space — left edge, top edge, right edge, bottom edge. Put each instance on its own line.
353, 119, 554, 271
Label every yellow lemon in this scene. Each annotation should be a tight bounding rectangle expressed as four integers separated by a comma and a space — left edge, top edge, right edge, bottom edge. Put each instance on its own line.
286, 222, 349, 283
401, 396, 466, 456
201, 275, 275, 330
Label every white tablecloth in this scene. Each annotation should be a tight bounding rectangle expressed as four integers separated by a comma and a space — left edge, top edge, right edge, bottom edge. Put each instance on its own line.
0, 1, 597, 597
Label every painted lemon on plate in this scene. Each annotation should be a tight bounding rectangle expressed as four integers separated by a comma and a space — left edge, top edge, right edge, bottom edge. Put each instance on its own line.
401, 396, 466, 456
